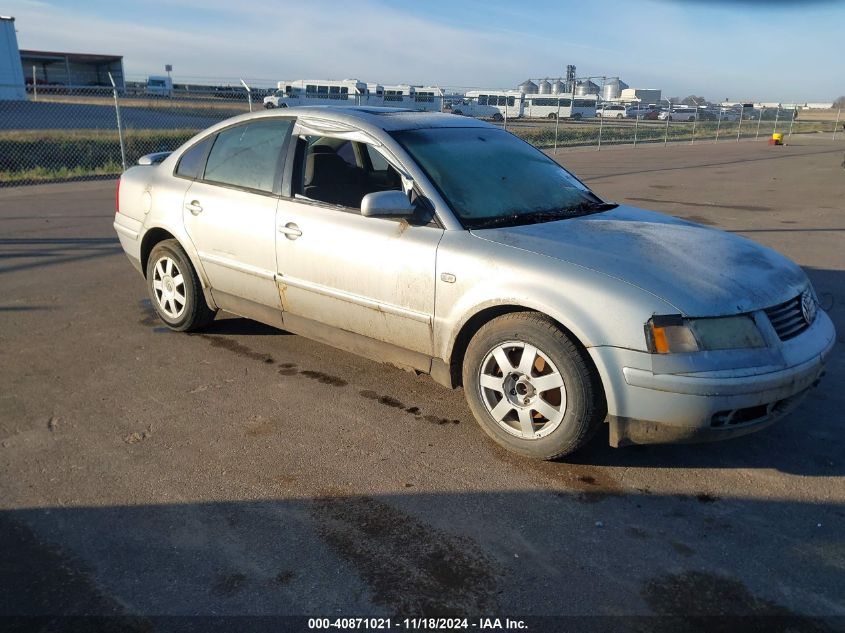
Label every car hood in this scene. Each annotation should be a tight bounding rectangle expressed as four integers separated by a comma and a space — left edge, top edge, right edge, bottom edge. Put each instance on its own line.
471, 205, 808, 316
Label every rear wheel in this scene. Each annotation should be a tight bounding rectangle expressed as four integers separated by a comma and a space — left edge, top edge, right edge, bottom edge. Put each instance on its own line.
547, 112, 557, 119
146, 240, 216, 332
616, 113, 623, 118
462, 313, 606, 460
492, 112, 504, 122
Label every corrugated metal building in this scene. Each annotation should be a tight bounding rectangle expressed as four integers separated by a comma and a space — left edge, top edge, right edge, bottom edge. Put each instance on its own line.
21, 49, 124, 88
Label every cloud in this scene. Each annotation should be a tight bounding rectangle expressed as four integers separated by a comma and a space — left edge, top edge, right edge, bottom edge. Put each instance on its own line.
5, 0, 612, 89
5, 0, 844, 100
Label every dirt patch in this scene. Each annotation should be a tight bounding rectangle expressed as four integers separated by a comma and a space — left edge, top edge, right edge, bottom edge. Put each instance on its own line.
680, 215, 717, 226
195, 334, 274, 364
300, 370, 348, 387
311, 494, 499, 615
494, 448, 625, 502
641, 571, 831, 631
669, 541, 695, 557
625, 196, 773, 212
211, 572, 247, 597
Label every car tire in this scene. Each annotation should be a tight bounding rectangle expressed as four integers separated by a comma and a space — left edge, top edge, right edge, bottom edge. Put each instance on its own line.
146, 239, 217, 332
452, 110, 463, 116
264, 103, 275, 109
616, 113, 623, 118
547, 112, 557, 120
492, 113, 504, 122
462, 312, 606, 460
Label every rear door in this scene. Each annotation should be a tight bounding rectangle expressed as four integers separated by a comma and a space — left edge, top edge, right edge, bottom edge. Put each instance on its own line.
182, 117, 293, 309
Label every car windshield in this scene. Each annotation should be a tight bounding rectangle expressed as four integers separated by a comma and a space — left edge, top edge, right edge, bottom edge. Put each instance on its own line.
392, 127, 614, 229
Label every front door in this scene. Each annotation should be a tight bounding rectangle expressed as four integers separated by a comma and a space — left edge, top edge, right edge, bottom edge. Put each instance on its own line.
275, 135, 442, 356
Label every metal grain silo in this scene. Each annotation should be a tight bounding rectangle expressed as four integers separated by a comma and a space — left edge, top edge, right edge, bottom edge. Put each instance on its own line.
575, 80, 599, 96
518, 79, 538, 94
538, 79, 552, 94
551, 79, 566, 94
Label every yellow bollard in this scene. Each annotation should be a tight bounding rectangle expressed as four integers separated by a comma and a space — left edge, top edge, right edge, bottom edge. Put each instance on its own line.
769, 132, 783, 146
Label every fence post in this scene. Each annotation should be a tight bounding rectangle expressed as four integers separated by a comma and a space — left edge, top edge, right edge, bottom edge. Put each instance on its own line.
503, 96, 508, 131
597, 107, 604, 151
32, 65, 37, 101
633, 108, 639, 148
833, 108, 841, 141
755, 108, 763, 139
553, 97, 561, 155
108, 72, 127, 172
736, 109, 743, 142
690, 109, 697, 145
787, 108, 795, 138
663, 102, 671, 147
240, 79, 252, 112
773, 106, 780, 135
715, 107, 722, 142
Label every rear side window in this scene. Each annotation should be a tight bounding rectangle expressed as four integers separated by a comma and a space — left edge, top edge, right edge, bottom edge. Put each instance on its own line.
175, 136, 214, 179
203, 119, 293, 193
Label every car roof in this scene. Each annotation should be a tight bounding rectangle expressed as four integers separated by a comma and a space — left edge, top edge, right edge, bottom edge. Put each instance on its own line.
234, 105, 495, 134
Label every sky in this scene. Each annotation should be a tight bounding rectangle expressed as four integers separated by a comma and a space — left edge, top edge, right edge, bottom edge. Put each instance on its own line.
5, 0, 844, 102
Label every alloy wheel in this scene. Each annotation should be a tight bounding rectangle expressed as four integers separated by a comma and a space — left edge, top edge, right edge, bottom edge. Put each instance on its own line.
478, 341, 567, 440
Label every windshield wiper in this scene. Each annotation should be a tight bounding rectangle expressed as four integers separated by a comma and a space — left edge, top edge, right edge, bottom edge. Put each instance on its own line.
468, 201, 618, 230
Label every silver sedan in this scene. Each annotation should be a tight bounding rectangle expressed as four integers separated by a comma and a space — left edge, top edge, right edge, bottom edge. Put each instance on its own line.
113, 106, 835, 459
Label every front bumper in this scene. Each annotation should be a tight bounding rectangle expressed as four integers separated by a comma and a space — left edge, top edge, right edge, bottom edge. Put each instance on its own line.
589, 310, 836, 447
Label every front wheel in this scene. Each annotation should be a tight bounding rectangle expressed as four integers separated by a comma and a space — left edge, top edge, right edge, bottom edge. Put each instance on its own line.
616, 113, 623, 118
264, 102, 276, 109
462, 313, 606, 459
146, 239, 217, 332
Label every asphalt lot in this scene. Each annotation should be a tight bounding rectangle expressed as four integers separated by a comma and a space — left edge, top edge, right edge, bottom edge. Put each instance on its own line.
1, 136, 844, 628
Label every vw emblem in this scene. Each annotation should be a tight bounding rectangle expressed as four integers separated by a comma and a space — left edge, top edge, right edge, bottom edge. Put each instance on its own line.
801, 290, 817, 325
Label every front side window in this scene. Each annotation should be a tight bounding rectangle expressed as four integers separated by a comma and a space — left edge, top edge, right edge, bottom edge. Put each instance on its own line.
203, 119, 292, 193
297, 136, 403, 209
393, 127, 607, 229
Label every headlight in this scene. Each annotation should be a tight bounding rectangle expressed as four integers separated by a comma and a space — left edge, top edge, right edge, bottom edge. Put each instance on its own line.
645, 314, 766, 354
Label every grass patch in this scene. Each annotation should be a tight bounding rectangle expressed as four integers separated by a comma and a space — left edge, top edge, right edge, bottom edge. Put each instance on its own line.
0, 121, 838, 187
0, 129, 198, 186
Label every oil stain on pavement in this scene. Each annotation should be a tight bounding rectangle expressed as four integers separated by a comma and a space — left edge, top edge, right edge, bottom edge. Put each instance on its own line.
310, 494, 499, 615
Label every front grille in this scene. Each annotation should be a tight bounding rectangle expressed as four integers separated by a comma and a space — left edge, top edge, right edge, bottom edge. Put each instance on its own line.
765, 295, 809, 341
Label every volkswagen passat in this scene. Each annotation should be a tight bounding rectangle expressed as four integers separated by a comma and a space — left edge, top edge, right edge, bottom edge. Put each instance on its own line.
113, 107, 834, 459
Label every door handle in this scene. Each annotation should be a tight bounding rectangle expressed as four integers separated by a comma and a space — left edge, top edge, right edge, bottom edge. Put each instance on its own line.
278, 222, 302, 240
185, 200, 203, 215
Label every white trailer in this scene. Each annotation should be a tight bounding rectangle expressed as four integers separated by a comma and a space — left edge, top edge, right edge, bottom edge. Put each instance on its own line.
0, 16, 26, 100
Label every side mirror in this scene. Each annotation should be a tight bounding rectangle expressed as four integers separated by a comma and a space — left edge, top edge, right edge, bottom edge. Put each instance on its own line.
361, 190, 415, 219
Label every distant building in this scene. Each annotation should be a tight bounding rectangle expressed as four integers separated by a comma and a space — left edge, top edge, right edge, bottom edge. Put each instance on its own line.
20, 48, 124, 88
803, 102, 834, 110
0, 16, 26, 100
620, 88, 661, 105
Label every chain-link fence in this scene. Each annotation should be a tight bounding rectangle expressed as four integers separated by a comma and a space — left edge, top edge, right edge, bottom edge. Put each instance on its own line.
1, 82, 842, 187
